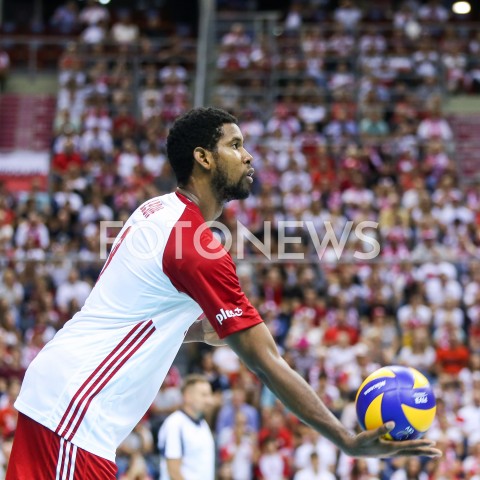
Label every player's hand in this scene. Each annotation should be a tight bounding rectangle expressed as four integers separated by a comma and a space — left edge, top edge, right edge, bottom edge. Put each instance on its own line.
202, 317, 227, 346
342, 422, 443, 458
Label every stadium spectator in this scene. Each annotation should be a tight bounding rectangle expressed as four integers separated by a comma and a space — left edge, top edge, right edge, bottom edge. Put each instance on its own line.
221, 23, 251, 48
359, 108, 390, 141
0, 49, 10, 93
54, 268, 91, 315
390, 457, 429, 480
119, 452, 154, 480
396, 327, 436, 378
0, 379, 20, 439
51, 138, 83, 178
80, 20, 107, 45
435, 325, 470, 375
78, 0, 110, 27
334, 0, 362, 31
397, 293, 432, 331
424, 270, 462, 307
418, 0, 449, 25
56, 79, 86, 127
50, 0, 79, 34
456, 388, 480, 439
417, 102, 454, 143
258, 410, 293, 458
284, 2, 303, 34
117, 421, 154, 478
462, 436, 480, 478
337, 446, 381, 480
0, 270, 24, 322
110, 11, 140, 48
14, 212, 50, 255
216, 386, 260, 437
218, 411, 256, 480
256, 436, 290, 480
293, 450, 336, 480
79, 124, 114, 157
323, 107, 358, 146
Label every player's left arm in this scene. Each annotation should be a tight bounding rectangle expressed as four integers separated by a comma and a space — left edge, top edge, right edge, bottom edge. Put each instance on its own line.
226, 322, 442, 459
164, 222, 441, 457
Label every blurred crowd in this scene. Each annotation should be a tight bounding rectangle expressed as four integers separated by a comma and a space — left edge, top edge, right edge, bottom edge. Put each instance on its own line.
0, 0, 480, 479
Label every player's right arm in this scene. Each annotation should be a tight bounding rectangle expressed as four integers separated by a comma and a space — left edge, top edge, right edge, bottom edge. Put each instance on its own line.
225, 322, 442, 459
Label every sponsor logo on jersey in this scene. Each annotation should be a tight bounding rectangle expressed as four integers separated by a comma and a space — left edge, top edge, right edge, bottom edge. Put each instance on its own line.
215, 307, 243, 325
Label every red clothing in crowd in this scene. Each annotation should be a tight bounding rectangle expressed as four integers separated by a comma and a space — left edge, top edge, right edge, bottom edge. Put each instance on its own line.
323, 324, 359, 346
436, 344, 470, 375
0, 399, 18, 439
258, 426, 293, 453
52, 151, 83, 173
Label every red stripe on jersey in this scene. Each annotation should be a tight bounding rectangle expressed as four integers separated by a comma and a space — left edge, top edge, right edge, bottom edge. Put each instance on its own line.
66, 323, 155, 441
56, 320, 154, 439
61, 320, 155, 440
55, 320, 147, 436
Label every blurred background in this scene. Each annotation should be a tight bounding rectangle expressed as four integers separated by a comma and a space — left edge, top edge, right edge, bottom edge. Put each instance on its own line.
1, 0, 480, 478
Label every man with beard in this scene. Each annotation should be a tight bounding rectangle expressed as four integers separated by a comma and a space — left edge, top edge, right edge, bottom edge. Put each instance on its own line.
7, 108, 441, 479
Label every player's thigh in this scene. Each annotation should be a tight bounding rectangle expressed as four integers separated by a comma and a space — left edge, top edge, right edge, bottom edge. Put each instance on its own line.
74, 445, 117, 479
6, 412, 117, 480
7, 412, 60, 479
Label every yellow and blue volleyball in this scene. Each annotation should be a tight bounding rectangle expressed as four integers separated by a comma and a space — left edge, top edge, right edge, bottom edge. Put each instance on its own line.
355, 366, 436, 440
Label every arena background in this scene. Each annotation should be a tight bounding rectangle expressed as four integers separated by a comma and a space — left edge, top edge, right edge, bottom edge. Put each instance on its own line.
0, 0, 480, 478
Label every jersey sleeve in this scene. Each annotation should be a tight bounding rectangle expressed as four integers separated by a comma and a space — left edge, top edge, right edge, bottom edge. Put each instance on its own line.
163, 214, 263, 339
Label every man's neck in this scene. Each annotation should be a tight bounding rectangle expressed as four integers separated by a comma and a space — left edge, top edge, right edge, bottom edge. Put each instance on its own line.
177, 187, 200, 206
182, 406, 201, 422
177, 181, 223, 221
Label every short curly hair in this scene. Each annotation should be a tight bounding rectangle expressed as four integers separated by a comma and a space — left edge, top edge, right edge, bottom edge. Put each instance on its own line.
166, 107, 238, 185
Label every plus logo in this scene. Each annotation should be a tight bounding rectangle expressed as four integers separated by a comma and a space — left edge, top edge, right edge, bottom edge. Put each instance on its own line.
215, 308, 243, 325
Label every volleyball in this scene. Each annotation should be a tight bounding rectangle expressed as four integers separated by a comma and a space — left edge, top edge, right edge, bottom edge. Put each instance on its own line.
355, 366, 436, 440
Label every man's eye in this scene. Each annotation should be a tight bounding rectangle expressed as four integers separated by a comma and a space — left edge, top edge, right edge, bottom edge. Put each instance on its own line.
232, 143, 239, 149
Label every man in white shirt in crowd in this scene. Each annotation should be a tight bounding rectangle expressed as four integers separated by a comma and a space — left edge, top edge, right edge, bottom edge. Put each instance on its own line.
55, 268, 92, 315
158, 374, 215, 480
294, 451, 336, 480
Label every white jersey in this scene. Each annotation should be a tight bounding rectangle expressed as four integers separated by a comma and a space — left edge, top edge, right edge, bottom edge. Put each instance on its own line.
158, 410, 215, 480
15, 192, 263, 461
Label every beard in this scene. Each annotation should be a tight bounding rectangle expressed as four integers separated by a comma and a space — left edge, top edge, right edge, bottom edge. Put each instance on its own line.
211, 154, 251, 203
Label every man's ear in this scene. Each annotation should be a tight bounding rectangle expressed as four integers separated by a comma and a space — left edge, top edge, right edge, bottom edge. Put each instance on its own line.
193, 147, 212, 171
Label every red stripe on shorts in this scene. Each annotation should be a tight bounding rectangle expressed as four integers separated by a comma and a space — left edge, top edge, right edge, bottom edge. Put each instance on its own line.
6, 413, 117, 479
